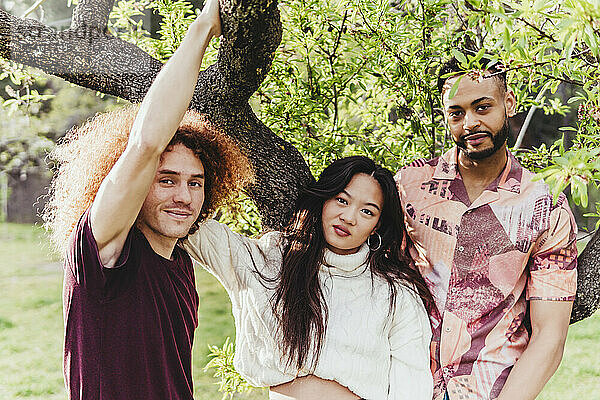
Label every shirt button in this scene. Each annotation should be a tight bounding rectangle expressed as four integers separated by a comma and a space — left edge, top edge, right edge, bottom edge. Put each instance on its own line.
458, 246, 464, 252
445, 326, 452, 332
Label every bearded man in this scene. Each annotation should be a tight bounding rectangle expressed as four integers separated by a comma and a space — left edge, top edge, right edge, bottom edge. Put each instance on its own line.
395, 58, 577, 400
43, 1, 252, 398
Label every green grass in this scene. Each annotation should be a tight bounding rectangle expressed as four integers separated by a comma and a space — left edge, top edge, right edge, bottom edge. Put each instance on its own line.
0, 223, 266, 400
0, 224, 63, 400
0, 222, 598, 399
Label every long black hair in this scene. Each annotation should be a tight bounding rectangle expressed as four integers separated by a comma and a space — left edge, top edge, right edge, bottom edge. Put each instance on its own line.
270, 155, 434, 371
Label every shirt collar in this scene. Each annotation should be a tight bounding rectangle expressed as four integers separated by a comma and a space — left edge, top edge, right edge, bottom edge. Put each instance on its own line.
321, 243, 369, 275
432, 147, 460, 181
432, 147, 523, 194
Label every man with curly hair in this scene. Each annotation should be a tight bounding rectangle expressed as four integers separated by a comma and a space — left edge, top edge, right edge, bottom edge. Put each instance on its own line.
43, 1, 252, 399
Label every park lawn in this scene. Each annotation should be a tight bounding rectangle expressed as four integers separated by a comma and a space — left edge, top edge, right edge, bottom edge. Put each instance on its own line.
0, 222, 598, 400
0, 223, 265, 400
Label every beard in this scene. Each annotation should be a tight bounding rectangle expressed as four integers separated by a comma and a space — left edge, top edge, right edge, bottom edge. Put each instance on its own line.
455, 115, 510, 160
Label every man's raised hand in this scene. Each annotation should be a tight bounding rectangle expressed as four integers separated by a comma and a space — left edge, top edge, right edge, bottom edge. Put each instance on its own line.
196, 0, 222, 39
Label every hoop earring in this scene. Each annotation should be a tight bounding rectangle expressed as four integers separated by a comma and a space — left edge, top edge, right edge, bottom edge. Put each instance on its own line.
367, 232, 382, 251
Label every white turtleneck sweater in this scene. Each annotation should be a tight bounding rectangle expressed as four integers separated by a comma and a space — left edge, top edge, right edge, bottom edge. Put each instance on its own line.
183, 219, 432, 400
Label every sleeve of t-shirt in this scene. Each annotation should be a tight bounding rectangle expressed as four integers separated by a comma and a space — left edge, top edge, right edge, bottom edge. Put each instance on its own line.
527, 196, 578, 301
65, 208, 134, 298
182, 219, 282, 293
387, 287, 433, 400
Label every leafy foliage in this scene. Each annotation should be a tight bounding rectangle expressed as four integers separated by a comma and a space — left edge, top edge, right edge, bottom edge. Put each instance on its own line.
255, 0, 447, 176
217, 194, 262, 237
204, 337, 257, 399
0, 59, 54, 115
109, 0, 214, 63
533, 137, 600, 207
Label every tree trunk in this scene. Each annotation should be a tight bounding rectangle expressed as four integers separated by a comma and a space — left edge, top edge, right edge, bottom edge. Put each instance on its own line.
571, 229, 600, 323
0, 0, 597, 322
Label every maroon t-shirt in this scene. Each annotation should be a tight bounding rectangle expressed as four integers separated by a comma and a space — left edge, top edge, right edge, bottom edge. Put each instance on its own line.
63, 210, 199, 400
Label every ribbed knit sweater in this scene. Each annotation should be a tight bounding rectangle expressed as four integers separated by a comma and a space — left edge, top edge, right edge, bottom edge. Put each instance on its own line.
183, 219, 432, 399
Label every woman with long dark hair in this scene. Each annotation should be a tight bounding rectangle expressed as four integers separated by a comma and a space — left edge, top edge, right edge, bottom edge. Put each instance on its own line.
184, 155, 434, 399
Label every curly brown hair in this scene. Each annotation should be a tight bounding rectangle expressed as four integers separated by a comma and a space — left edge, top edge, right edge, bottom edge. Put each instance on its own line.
42, 104, 254, 256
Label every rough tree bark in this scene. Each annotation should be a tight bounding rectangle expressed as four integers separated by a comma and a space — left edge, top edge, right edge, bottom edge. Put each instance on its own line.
0, 0, 597, 322
571, 229, 600, 323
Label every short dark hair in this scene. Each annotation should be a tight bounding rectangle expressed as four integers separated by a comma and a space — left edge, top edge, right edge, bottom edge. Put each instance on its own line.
437, 56, 506, 95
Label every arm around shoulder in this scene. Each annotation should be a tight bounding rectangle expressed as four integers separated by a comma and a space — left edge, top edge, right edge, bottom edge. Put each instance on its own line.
184, 220, 283, 292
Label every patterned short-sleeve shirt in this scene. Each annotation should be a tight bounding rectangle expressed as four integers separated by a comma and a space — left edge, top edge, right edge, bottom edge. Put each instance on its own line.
395, 148, 577, 400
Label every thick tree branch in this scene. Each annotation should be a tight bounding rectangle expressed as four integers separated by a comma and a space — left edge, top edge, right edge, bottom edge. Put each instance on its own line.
572, 230, 600, 323
198, 101, 313, 228
217, 0, 282, 104
0, 0, 283, 107
71, 0, 115, 30
0, 9, 161, 101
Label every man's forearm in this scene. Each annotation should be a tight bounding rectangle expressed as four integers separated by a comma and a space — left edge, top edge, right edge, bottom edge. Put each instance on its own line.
496, 334, 565, 400
130, 14, 220, 153
496, 299, 572, 400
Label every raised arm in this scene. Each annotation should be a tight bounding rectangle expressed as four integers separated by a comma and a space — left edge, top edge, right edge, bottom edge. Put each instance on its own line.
90, 0, 221, 268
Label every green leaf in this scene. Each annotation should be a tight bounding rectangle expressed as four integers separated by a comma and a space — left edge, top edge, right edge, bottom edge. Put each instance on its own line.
553, 156, 569, 167
584, 24, 599, 57
558, 134, 566, 154
550, 79, 560, 94
551, 173, 569, 204
571, 175, 587, 207
503, 27, 512, 51
563, 34, 577, 60
472, 48, 486, 66
580, 184, 589, 208
448, 75, 463, 99
452, 49, 468, 66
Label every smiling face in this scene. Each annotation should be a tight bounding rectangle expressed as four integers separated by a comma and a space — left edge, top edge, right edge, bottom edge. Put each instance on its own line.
443, 73, 516, 161
137, 143, 205, 253
321, 173, 384, 255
